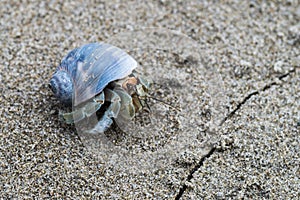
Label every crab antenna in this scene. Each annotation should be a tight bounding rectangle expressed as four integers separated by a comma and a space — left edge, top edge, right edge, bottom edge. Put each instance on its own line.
146, 94, 181, 111
144, 100, 152, 112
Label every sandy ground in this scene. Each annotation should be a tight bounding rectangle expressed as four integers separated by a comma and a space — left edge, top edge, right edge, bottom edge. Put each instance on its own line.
1, 0, 299, 199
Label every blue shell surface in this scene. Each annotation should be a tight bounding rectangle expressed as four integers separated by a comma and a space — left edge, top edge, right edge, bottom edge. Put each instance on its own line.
57, 42, 137, 106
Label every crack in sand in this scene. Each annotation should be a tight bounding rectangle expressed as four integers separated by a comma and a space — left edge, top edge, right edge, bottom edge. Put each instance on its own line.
175, 68, 296, 199
175, 147, 216, 200
220, 68, 296, 126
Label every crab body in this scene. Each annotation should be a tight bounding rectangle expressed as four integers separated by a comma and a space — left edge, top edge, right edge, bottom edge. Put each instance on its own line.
49, 42, 149, 133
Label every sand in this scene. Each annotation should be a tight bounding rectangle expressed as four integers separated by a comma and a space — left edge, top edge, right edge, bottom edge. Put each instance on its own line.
1, 0, 299, 199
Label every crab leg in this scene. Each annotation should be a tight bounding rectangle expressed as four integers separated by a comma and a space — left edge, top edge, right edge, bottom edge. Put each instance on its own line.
85, 88, 121, 134
114, 88, 135, 121
60, 92, 105, 124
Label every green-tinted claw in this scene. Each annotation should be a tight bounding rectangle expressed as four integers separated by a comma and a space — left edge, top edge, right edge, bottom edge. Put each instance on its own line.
115, 89, 135, 120
104, 88, 121, 118
84, 101, 102, 118
84, 89, 122, 134
59, 109, 85, 124
85, 92, 105, 117
104, 88, 121, 102
59, 92, 105, 124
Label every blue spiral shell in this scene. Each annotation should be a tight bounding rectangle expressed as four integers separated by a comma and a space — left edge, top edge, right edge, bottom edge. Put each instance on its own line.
50, 42, 137, 106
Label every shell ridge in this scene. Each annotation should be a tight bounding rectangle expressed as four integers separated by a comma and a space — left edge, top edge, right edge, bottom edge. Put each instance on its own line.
94, 52, 137, 92
59, 42, 137, 106
73, 43, 110, 105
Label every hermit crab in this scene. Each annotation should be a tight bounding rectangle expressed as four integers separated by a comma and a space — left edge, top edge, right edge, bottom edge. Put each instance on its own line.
49, 42, 150, 134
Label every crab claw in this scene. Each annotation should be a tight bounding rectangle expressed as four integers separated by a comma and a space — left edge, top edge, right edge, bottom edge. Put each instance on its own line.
84, 88, 122, 134
59, 92, 105, 124
114, 88, 135, 120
